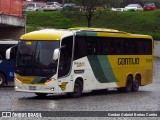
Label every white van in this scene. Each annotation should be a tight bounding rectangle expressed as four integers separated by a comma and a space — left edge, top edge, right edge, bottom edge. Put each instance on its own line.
26, 3, 43, 12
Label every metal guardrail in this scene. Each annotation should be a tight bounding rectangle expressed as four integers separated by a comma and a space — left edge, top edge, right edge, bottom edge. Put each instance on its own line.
0, 0, 22, 17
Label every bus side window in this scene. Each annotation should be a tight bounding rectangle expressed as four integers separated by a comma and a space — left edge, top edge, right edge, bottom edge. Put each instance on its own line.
128, 40, 135, 55
92, 39, 97, 55
78, 38, 87, 57
136, 39, 144, 55
87, 40, 92, 55
123, 39, 130, 55
87, 37, 98, 55
115, 39, 123, 55
74, 36, 87, 60
144, 39, 152, 55
101, 38, 107, 55
96, 38, 102, 54
108, 40, 115, 55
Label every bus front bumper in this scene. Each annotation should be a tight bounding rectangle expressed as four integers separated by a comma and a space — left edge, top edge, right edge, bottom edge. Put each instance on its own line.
15, 80, 59, 94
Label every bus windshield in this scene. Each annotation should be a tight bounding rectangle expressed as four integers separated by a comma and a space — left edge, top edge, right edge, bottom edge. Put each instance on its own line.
15, 40, 59, 77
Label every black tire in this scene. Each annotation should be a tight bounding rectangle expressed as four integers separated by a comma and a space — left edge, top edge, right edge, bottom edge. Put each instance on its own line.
68, 80, 83, 98
117, 76, 133, 93
132, 76, 140, 92
35, 93, 47, 97
125, 76, 133, 92
0, 73, 5, 87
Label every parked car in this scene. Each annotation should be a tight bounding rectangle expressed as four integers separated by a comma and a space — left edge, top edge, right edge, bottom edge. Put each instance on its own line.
43, 2, 62, 11
111, 8, 124, 11
143, 3, 157, 11
26, 3, 43, 12
124, 4, 143, 11
63, 3, 80, 11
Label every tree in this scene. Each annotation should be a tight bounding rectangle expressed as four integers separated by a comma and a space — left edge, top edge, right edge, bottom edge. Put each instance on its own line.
75, 0, 106, 27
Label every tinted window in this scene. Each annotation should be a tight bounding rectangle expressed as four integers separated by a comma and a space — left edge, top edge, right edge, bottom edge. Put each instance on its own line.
144, 39, 152, 54
136, 39, 144, 55
74, 36, 87, 60
16, 41, 59, 77
74, 36, 152, 60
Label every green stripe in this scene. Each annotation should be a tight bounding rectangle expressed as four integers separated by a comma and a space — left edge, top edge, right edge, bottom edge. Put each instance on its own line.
32, 76, 51, 84
87, 55, 118, 83
76, 31, 97, 36
32, 77, 42, 84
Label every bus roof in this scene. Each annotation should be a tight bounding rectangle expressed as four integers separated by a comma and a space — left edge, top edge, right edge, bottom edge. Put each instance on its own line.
71, 27, 152, 39
69, 27, 122, 33
20, 29, 71, 40
20, 28, 153, 40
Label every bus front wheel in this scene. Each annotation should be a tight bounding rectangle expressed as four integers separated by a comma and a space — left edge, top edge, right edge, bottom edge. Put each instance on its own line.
0, 73, 5, 87
68, 80, 83, 98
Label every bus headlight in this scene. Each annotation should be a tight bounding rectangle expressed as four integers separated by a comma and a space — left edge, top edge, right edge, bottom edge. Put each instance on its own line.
15, 77, 22, 84
44, 79, 54, 85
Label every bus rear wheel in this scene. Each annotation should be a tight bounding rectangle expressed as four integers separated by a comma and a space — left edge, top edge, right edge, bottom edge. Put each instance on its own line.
117, 76, 133, 93
35, 93, 48, 97
0, 73, 5, 87
68, 80, 83, 98
132, 76, 140, 92
125, 76, 133, 92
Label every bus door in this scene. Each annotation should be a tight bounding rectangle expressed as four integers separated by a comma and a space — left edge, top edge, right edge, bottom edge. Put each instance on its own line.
57, 36, 74, 92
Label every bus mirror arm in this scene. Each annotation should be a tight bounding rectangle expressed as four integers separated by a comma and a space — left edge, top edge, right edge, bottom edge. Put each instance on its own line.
6, 48, 11, 59
53, 49, 60, 61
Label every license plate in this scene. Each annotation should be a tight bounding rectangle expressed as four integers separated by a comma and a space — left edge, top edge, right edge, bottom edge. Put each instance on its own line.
29, 86, 36, 90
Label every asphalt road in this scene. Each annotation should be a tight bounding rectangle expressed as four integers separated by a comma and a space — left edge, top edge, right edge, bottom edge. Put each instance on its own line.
0, 58, 160, 119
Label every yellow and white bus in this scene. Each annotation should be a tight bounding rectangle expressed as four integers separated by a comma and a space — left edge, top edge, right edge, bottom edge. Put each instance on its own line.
7, 28, 154, 97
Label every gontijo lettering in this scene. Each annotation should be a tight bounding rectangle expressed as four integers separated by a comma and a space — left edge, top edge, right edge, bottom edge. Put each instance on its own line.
118, 58, 139, 65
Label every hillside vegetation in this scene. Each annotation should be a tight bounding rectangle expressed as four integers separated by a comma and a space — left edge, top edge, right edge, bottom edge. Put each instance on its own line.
26, 10, 160, 39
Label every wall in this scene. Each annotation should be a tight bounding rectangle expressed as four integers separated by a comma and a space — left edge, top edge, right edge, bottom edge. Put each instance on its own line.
0, 14, 25, 27
0, 0, 22, 17
0, 27, 25, 40
0, 0, 25, 40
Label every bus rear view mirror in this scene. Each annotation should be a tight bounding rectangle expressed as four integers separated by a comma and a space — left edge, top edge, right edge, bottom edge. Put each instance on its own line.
53, 49, 60, 61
